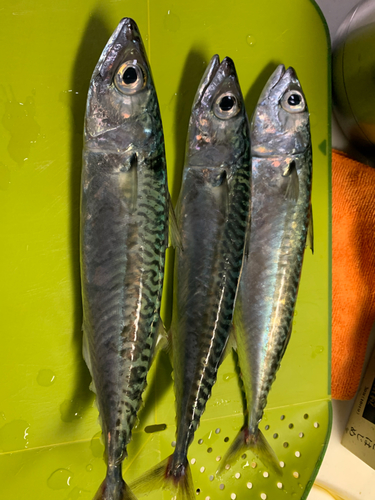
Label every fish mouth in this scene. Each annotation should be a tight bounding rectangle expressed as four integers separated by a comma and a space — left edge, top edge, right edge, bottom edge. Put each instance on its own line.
193, 55, 237, 109
94, 18, 145, 80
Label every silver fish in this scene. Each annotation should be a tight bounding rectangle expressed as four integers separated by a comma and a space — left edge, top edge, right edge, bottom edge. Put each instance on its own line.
219, 65, 313, 474
130, 55, 251, 500
80, 18, 169, 500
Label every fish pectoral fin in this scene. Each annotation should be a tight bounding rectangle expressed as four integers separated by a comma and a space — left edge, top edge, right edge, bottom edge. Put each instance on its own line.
168, 192, 183, 250
283, 160, 299, 202
307, 202, 314, 254
119, 152, 138, 212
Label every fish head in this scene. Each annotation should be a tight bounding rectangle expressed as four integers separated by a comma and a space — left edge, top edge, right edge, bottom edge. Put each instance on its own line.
85, 18, 158, 150
186, 55, 249, 174
251, 65, 310, 157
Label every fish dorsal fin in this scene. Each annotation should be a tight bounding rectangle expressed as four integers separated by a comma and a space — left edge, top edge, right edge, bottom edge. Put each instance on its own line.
283, 160, 299, 202
307, 202, 314, 254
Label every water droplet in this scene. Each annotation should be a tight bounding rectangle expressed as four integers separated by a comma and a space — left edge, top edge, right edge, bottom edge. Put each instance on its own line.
163, 10, 181, 32
65, 486, 89, 499
246, 35, 256, 46
223, 372, 236, 381
86, 464, 93, 472
0, 420, 29, 451
0, 162, 11, 191
47, 469, 73, 490
90, 432, 104, 458
37, 369, 56, 387
2, 93, 40, 165
60, 399, 84, 422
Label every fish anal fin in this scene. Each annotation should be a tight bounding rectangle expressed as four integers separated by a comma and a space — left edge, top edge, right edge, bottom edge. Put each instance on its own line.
307, 203, 314, 254
168, 192, 183, 250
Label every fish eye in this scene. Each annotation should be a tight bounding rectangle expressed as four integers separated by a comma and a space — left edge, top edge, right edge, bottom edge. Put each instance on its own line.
214, 92, 240, 119
114, 61, 146, 95
281, 90, 305, 113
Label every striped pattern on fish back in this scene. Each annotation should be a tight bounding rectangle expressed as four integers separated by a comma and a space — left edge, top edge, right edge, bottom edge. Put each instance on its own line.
174, 158, 251, 456
236, 148, 312, 432
81, 150, 168, 464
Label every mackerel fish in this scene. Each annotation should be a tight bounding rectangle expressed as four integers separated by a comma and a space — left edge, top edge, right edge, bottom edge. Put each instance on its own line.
130, 55, 251, 500
219, 65, 313, 474
80, 18, 169, 500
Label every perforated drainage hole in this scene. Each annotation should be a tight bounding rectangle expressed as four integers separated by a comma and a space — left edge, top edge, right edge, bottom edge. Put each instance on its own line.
265, 425, 270, 430
251, 461, 257, 469
209, 475, 214, 481
273, 433, 278, 439
215, 428, 221, 434
198, 439, 203, 444
225, 464, 231, 470
205, 497, 210, 500
263, 472, 269, 478
231, 494, 236, 500
207, 447, 213, 453
279, 461, 285, 468
261, 493, 267, 500
283, 442, 289, 448
144, 423, 167, 433
200, 467, 205, 473
247, 482, 253, 489
293, 472, 300, 478
299, 432, 304, 438
191, 458, 196, 465
314, 422, 320, 428
277, 482, 283, 489
235, 473, 241, 479
304, 413, 309, 419
219, 484, 225, 490
280, 415, 285, 420
295, 451, 301, 458
171, 441, 176, 447
216, 456, 221, 462
289, 423, 294, 429
196, 489, 200, 495
224, 437, 229, 442
241, 454, 247, 459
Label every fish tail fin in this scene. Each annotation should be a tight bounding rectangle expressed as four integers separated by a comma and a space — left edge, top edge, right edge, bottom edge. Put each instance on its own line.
130, 454, 195, 500
217, 427, 282, 477
93, 465, 137, 500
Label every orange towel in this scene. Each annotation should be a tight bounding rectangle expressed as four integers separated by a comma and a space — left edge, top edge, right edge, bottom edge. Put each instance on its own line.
332, 149, 375, 400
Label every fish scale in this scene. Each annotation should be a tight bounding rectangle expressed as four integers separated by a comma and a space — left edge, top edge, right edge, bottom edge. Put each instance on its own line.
80, 18, 169, 500
129, 55, 251, 500
183, 164, 251, 440
245, 149, 312, 431
220, 65, 313, 476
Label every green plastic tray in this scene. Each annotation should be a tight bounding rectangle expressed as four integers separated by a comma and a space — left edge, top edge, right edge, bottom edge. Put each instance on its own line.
0, 0, 331, 499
